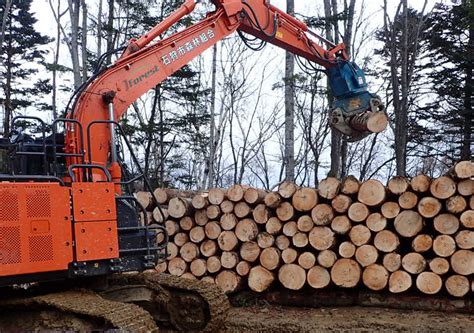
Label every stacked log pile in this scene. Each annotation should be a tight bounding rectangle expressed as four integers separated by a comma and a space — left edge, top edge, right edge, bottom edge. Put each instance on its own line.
138, 161, 473, 298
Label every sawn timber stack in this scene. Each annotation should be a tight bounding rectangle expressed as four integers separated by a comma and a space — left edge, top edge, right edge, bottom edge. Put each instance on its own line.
138, 161, 473, 298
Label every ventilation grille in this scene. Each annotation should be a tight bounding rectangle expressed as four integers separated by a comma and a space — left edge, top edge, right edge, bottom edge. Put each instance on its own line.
29, 235, 53, 262
26, 188, 51, 218
0, 226, 21, 264
0, 189, 19, 222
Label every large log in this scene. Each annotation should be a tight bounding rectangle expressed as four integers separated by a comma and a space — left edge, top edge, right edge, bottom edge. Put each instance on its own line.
433, 214, 459, 235
220, 200, 234, 214
174, 232, 189, 247
221, 251, 239, 269
266, 217, 283, 235
450, 250, 474, 275
292, 232, 309, 248
387, 176, 409, 195
318, 177, 341, 200
358, 179, 386, 206
169, 197, 191, 218
235, 218, 259, 242
362, 264, 389, 291
234, 202, 251, 218
446, 195, 467, 214
349, 225, 371, 246
136, 191, 154, 210
216, 270, 241, 293
253, 204, 271, 224
260, 247, 280, 271
366, 213, 387, 232
410, 174, 431, 193
200, 240, 217, 257
281, 248, 298, 264
416, 272, 442, 295
220, 213, 238, 231
331, 194, 352, 213
180, 242, 200, 262
383, 253, 401, 272
275, 235, 290, 251
451, 161, 474, 179
445, 275, 470, 298
297, 215, 314, 233
411, 234, 433, 253
167, 243, 179, 260
311, 204, 334, 226
430, 176, 456, 199
190, 259, 207, 277
208, 188, 225, 205
194, 209, 209, 226
398, 191, 418, 210
292, 187, 318, 212
165, 220, 179, 236
401, 253, 426, 274
189, 226, 205, 243
339, 241, 356, 258
330, 259, 361, 288
348, 202, 369, 222
307, 266, 331, 289
433, 235, 456, 257
341, 176, 360, 195
206, 256, 222, 274
349, 111, 388, 133
331, 215, 351, 235
257, 232, 275, 249
278, 264, 306, 290
264, 192, 282, 208
309, 227, 336, 250
152, 207, 168, 223
278, 181, 298, 199
418, 197, 442, 218
317, 250, 337, 268
355, 244, 379, 267
155, 261, 167, 274
248, 266, 274, 292
282, 221, 298, 237
244, 187, 267, 205
381, 202, 400, 219
236, 261, 252, 277
455, 230, 473, 249
276, 202, 294, 221
298, 252, 316, 269
374, 230, 399, 253
204, 221, 221, 240
240, 241, 261, 262
192, 192, 208, 209
168, 257, 187, 276
227, 184, 246, 202
394, 210, 423, 238
460, 210, 473, 228
457, 179, 473, 196
179, 216, 194, 231
388, 270, 412, 293
429, 257, 450, 275
217, 230, 238, 251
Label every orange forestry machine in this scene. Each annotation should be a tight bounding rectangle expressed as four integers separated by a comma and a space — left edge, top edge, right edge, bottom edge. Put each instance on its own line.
0, 0, 385, 330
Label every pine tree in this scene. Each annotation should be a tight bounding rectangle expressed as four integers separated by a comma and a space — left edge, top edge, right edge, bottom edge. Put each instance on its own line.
422, 2, 473, 161
0, 0, 51, 136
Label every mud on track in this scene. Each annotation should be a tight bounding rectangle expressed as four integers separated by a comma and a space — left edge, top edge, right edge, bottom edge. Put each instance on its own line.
221, 305, 474, 332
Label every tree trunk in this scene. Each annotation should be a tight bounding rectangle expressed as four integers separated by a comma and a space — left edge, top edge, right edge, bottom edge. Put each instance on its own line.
284, 0, 295, 182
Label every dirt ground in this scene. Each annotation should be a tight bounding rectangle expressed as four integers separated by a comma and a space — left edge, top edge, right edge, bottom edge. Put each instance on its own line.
221, 305, 474, 332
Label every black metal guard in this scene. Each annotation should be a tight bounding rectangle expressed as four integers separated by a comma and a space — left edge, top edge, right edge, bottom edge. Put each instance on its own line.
116, 195, 168, 260
52, 118, 86, 177
10, 116, 49, 175
68, 164, 112, 182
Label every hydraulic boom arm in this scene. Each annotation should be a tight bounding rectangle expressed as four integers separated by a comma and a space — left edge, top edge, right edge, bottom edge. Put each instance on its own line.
66, 0, 386, 183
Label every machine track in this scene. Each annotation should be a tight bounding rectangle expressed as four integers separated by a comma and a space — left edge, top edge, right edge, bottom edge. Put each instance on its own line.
0, 272, 229, 331
104, 272, 230, 331
0, 289, 158, 332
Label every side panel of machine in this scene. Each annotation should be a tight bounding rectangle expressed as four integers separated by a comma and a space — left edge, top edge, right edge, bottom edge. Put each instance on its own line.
71, 183, 119, 262
0, 183, 73, 276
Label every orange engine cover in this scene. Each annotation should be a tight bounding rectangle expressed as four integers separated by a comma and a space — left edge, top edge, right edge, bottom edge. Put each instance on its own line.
0, 182, 73, 277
